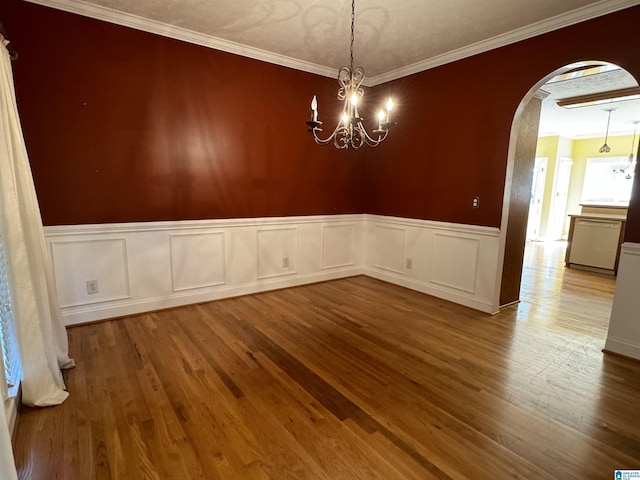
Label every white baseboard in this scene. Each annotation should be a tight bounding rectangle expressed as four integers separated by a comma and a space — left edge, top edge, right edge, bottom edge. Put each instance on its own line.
604, 337, 640, 360
364, 269, 496, 314
63, 267, 363, 325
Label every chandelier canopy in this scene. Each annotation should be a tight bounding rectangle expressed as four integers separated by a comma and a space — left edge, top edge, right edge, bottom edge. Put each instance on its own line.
305, 0, 396, 149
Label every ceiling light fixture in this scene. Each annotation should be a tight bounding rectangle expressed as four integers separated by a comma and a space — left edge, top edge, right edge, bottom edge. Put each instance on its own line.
621, 120, 640, 179
599, 108, 616, 153
305, 0, 396, 149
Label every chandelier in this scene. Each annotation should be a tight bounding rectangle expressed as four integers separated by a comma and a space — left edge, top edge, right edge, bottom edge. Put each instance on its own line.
305, 0, 396, 149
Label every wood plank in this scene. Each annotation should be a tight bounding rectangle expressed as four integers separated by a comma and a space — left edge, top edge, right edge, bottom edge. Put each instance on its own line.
13, 242, 640, 479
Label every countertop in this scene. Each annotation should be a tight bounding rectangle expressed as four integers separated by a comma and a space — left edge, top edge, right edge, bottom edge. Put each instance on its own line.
568, 213, 627, 221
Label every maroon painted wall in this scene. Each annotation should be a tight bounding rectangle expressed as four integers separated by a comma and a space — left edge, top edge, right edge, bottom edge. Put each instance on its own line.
4, 1, 640, 243
3, 0, 365, 225
364, 5, 640, 242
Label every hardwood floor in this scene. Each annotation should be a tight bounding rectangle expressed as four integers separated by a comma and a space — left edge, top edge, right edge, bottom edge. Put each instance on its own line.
14, 243, 640, 479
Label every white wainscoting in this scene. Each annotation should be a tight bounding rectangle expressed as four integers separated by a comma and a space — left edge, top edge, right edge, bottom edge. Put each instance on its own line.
364, 215, 501, 314
169, 232, 226, 292
257, 228, 298, 279
322, 224, 355, 270
45, 214, 503, 325
45, 215, 363, 325
51, 237, 131, 307
604, 242, 640, 360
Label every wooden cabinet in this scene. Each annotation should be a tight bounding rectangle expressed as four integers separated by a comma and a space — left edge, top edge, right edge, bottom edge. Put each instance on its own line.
565, 214, 626, 274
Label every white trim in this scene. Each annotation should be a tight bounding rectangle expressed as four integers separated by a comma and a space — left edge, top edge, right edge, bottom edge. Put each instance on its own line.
367, 0, 640, 85
321, 224, 356, 270
370, 225, 406, 274
22, 0, 337, 80
604, 336, 640, 359
430, 234, 479, 294
4, 389, 19, 437
62, 268, 364, 325
365, 269, 495, 314
50, 237, 132, 307
169, 232, 227, 292
605, 242, 640, 360
364, 214, 501, 314
43, 214, 363, 236
364, 214, 499, 237
45, 214, 504, 324
256, 227, 299, 279
621, 242, 640, 255
24, 0, 640, 86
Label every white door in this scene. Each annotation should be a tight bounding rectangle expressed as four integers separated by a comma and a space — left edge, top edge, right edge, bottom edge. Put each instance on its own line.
547, 157, 573, 241
527, 157, 547, 241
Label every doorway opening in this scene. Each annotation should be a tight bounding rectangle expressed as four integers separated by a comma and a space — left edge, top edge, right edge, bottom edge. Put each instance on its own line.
501, 61, 640, 336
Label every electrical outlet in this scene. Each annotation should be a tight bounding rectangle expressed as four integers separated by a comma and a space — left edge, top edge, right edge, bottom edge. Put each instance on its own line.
86, 279, 99, 294
472, 196, 480, 209
406, 258, 413, 269
282, 256, 290, 268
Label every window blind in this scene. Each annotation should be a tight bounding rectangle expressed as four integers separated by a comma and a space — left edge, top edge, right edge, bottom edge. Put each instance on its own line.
0, 236, 18, 392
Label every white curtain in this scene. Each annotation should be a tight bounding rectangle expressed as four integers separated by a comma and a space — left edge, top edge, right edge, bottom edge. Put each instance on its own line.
0, 35, 74, 409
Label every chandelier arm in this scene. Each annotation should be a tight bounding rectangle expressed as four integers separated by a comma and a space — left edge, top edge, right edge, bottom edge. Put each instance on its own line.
310, 125, 343, 147
359, 123, 389, 147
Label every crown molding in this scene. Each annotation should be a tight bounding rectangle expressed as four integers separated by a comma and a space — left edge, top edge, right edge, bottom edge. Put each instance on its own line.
23, 0, 640, 87
22, 0, 339, 79
366, 0, 640, 86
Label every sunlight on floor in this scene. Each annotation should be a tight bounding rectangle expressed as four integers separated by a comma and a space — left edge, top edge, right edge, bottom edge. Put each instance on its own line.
501, 241, 618, 437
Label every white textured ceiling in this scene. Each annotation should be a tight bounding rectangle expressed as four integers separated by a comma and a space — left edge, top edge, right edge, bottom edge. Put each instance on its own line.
25, 0, 640, 84
24, 0, 640, 137
539, 68, 640, 138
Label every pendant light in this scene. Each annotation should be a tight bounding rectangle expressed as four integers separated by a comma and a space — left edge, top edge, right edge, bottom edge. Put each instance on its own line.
599, 108, 616, 153
624, 120, 639, 179
305, 0, 396, 149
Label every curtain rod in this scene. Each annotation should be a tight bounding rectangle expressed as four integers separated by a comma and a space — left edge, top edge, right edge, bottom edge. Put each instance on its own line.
0, 20, 18, 61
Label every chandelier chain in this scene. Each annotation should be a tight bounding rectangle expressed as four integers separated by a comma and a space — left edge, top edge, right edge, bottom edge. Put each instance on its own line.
349, 0, 355, 73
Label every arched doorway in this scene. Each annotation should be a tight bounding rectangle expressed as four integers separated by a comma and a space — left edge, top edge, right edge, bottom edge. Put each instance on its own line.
497, 61, 640, 329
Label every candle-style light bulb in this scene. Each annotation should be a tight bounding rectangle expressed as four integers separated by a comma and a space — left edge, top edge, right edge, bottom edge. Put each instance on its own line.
385, 98, 393, 123
350, 92, 359, 106
342, 112, 350, 125
377, 109, 385, 129
311, 95, 318, 122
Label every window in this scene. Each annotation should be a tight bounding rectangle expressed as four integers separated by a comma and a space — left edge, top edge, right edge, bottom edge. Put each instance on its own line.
581, 157, 635, 206
0, 236, 19, 395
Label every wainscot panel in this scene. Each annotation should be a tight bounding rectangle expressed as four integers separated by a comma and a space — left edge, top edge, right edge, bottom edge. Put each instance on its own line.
364, 215, 501, 314
605, 242, 640, 360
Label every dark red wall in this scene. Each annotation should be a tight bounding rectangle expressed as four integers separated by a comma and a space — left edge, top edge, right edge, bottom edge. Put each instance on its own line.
5, 1, 640, 242
365, 5, 640, 242
3, 0, 365, 225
